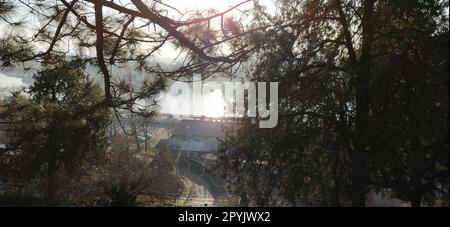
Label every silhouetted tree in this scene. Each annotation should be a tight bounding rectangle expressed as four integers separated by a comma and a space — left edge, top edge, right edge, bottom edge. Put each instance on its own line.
218, 0, 448, 206
0, 60, 109, 202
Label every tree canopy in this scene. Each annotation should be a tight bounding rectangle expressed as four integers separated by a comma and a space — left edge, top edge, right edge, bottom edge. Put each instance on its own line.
0, 0, 448, 207
0, 60, 110, 201
217, 0, 449, 207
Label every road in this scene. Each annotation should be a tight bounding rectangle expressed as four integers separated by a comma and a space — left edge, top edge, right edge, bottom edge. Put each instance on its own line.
175, 154, 224, 207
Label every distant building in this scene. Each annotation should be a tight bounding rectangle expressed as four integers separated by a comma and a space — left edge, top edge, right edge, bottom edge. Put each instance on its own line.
172, 119, 231, 139
167, 119, 235, 155
158, 118, 237, 194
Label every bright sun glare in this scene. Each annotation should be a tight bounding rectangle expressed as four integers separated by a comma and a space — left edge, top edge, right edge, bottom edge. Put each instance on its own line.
159, 0, 252, 118
164, 0, 246, 12
202, 89, 225, 118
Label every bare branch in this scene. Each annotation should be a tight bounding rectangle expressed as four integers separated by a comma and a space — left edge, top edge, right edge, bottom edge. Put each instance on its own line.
94, 0, 112, 105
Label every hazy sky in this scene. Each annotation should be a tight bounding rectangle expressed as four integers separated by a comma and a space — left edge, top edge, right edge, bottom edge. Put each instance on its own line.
147, 0, 276, 59
162, 0, 275, 13
0, 0, 277, 117
0, 73, 24, 88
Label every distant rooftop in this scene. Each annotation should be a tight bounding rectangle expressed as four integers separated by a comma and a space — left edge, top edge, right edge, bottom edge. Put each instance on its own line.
169, 137, 218, 153
172, 119, 236, 139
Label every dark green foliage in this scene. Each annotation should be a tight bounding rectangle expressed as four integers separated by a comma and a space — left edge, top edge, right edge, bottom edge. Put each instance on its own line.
217, 0, 449, 207
0, 60, 110, 201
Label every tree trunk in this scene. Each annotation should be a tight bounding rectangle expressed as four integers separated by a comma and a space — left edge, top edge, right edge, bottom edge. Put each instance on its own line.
94, 0, 112, 105
47, 150, 57, 203
411, 198, 421, 207
411, 194, 422, 207
111, 191, 137, 207
333, 156, 342, 207
239, 191, 249, 207
46, 123, 58, 203
351, 151, 366, 206
351, 0, 375, 207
